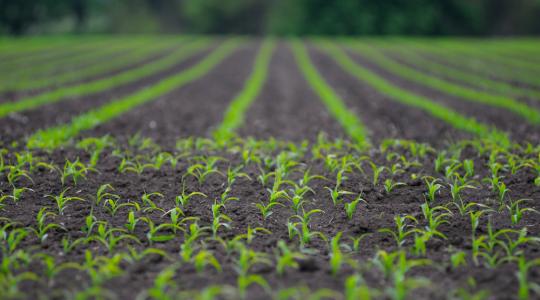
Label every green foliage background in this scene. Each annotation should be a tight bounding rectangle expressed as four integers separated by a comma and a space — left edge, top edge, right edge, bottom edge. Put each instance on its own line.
1, 0, 540, 35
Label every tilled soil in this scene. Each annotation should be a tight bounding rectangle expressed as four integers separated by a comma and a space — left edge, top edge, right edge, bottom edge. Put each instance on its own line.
0, 43, 180, 103
83, 42, 258, 148
1, 39, 540, 300
239, 43, 345, 142
307, 45, 471, 146
343, 47, 540, 144
0, 44, 216, 145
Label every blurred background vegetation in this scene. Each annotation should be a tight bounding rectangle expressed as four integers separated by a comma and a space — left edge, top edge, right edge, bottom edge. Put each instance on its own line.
1, 0, 540, 36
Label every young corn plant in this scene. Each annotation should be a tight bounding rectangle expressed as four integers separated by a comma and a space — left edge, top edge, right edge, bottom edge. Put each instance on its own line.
211, 203, 232, 238
218, 186, 239, 205
3, 186, 33, 203
373, 250, 430, 300
328, 232, 357, 276
185, 156, 224, 185
384, 179, 405, 194
89, 223, 141, 253
420, 202, 452, 239
369, 161, 386, 187
103, 197, 138, 217
93, 184, 119, 206
29, 207, 65, 243
234, 244, 272, 277
61, 158, 96, 186
144, 217, 181, 245
325, 169, 354, 206
449, 179, 480, 215
424, 177, 443, 203
174, 183, 207, 208
193, 250, 222, 273
226, 165, 251, 187
180, 222, 209, 262
516, 255, 540, 300
254, 201, 284, 220
506, 198, 539, 225
344, 194, 367, 220
6, 166, 33, 187
289, 208, 326, 247
141, 192, 164, 213
118, 157, 154, 175
463, 159, 475, 178
496, 181, 510, 209
45, 188, 85, 215
275, 240, 304, 276
379, 215, 420, 248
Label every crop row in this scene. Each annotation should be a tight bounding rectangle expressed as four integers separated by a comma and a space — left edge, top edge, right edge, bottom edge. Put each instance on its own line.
1, 133, 539, 299
2, 38, 539, 152
0, 37, 185, 92
344, 42, 540, 124
0, 39, 211, 118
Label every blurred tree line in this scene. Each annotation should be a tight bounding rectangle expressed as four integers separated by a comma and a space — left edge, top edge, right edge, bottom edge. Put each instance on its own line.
1, 0, 540, 36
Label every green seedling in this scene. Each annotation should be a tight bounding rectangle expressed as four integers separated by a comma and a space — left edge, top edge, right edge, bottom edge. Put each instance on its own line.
384, 179, 405, 194
344, 195, 367, 220
255, 201, 285, 220
30, 207, 65, 243
175, 182, 206, 208
506, 198, 539, 224
424, 177, 443, 202
379, 215, 420, 248
61, 158, 96, 186
275, 240, 304, 276
369, 161, 385, 187
45, 188, 85, 215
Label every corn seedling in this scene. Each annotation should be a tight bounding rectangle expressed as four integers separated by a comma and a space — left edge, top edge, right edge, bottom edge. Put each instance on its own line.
344, 195, 367, 220
141, 191, 164, 212
61, 158, 96, 186
289, 208, 326, 246
424, 177, 443, 202
506, 198, 539, 224
379, 215, 420, 248
329, 232, 357, 276
211, 203, 232, 238
90, 223, 141, 252
384, 179, 405, 194
144, 217, 180, 245
275, 240, 304, 275
30, 207, 65, 243
516, 255, 540, 300
369, 161, 385, 187
45, 188, 85, 215
420, 202, 452, 239
185, 156, 224, 185
254, 201, 285, 220
175, 182, 207, 208
193, 250, 222, 273
344, 274, 373, 300
94, 184, 119, 206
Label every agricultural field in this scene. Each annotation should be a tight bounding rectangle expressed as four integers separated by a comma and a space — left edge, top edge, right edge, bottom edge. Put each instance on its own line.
0, 36, 540, 300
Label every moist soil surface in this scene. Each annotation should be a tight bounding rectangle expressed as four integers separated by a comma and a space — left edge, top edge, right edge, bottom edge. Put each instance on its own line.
342, 47, 540, 144
1, 39, 539, 300
0, 44, 216, 145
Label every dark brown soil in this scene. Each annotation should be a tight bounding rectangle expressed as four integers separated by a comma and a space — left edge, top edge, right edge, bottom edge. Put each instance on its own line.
1, 138, 539, 300
307, 45, 471, 146
1, 39, 539, 300
383, 51, 540, 110
238, 43, 345, 142
343, 47, 540, 144
82, 42, 258, 148
0, 45, 216, 145
0, 42, 189, 104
